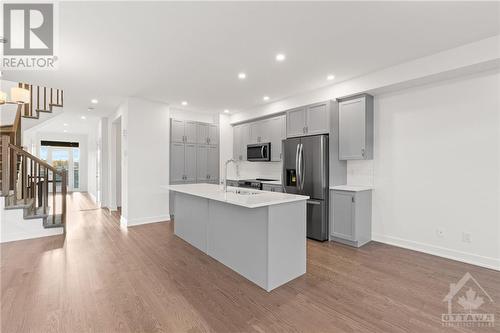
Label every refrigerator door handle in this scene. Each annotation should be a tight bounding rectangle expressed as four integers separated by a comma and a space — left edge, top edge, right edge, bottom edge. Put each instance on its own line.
295, 143, 300, 189
307, 199, 321, 205
298, 143, 304, 190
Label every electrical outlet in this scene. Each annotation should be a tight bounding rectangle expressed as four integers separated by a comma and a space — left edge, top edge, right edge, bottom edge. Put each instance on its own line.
436, 228, 444, 238
462, 232, 471, 243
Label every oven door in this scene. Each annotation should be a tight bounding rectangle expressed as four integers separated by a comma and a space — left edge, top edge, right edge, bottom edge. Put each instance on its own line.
247, 143, 270, 161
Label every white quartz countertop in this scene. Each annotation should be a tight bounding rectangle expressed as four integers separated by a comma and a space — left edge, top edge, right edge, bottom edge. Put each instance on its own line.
164, 183, 308, 208
330, 185, 373, 192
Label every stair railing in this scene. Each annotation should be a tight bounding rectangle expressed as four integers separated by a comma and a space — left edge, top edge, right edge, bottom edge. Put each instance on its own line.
18, 82, 64, 118
1, 135, 67, 228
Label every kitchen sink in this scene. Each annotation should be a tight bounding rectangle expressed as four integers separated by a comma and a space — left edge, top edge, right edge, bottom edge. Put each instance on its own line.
226, 189, 261, 196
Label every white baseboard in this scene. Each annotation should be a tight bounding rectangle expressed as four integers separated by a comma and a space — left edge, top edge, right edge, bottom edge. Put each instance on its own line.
373, 233, 500, 271
121, 215, 171, 227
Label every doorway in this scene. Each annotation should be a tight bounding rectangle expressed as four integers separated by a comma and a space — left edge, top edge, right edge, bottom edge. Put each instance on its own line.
110, 117, 122, 215
40, 143, 80, 192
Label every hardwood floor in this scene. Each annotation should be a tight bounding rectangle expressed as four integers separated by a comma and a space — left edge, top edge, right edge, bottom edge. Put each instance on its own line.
1, 193, 499, 332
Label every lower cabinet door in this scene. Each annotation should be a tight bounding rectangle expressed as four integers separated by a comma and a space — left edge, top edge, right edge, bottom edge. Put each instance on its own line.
170, 143, 185, 183
332, 191, 355, 240
184, 144, 197, 182
207, 146, 219, 182
196, 145, 208, 182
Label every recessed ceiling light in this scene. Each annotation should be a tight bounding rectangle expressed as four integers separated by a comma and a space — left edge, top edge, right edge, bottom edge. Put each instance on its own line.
63, 130, 68, 133
181, 101, 188, 106
263, 96, 270, 101
81, 116, 86, 120
224, 109, 230, 114
63, 123, 68, 126
275, 53, 286, 62
91, 99, 98, 104
327, 74, 335, 81
238, 72, 246, 80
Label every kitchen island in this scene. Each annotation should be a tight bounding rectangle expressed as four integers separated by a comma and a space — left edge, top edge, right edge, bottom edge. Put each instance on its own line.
166, 183, 309, 291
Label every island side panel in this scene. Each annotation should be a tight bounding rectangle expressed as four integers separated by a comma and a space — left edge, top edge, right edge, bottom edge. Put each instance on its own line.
174, 192, 209, 253
267, 201, 307, 291
207, 201, 269, 290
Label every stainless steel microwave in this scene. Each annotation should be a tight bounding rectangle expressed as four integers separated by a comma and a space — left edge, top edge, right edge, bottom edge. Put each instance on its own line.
247, 143, 271, 161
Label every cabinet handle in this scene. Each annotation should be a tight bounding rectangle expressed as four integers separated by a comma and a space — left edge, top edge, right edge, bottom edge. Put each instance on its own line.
361, 148, 365, 157
305, 126, 308, 133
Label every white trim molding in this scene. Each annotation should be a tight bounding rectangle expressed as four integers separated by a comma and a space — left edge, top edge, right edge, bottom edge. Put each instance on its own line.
373, 233, 500, 272
122, 215, 171, 228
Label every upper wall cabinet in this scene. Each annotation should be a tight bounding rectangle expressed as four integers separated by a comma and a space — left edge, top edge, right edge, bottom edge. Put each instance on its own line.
171, 120, 197, 143
338, 94, 374, 160
233, 123, 249, 162
233, 115, 285, 162
286, 102, 329, 138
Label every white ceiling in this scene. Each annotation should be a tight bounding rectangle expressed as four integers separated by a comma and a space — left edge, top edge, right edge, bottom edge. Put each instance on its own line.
3, 1, 499, 116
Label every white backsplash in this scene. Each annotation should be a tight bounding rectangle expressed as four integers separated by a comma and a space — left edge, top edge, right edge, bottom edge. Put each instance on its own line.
346, 160, 374, 186
226, 161, 282, 181
226, 159, 373, 186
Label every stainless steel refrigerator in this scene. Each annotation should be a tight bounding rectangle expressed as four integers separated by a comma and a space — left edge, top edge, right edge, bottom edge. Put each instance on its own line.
282, 135, 329, 241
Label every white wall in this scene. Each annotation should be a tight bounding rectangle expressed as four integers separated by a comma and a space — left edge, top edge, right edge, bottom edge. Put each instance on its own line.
170, 108, 218, 123
105, 97, 170, 227
367, 70, 499, 270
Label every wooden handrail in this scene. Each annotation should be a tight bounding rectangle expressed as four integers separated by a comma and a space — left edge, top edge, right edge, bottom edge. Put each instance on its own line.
7, 143, 63, 176
1, 136, 67, 229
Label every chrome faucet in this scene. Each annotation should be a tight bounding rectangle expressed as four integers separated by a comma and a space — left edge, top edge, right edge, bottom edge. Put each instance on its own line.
224, 159, 238, 192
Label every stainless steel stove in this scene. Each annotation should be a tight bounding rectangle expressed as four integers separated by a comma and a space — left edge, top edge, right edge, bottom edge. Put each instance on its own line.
237, 178, 278, 190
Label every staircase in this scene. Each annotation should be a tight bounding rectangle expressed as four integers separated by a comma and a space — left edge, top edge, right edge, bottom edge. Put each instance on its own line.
0, 83, 67, 242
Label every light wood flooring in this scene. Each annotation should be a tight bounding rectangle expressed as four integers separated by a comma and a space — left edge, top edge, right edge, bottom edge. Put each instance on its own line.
1, 193, 499, 332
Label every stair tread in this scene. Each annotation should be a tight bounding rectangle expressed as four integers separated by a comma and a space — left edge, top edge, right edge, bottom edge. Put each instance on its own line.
24, 206, 50, 219
4, 197, 34, 209
43, 214, 64, 228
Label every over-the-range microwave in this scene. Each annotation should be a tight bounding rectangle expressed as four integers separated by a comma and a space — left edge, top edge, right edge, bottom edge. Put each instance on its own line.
247, 143, 271, 161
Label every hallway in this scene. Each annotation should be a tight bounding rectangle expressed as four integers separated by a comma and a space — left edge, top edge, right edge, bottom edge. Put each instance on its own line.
1, 193, 499, 332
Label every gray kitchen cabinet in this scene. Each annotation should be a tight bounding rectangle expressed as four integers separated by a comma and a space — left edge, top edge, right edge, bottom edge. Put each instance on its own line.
196, 123, 209, 144
208, 124, 218, 145
338, 94, 374, 160
171, 119, 219, 184
268, 115, 286, 161
171, 120, 185, 143
331, 189, 372, 247
286, 102, 329, 138
195, 144, 219, 183
262, 183, 283, 192
196, 145, 208, 182
170, 142, 197, 183
184, 144, 197, 182
233, 123, 249, 161
286, 107, 306, 138
207, 145, 219, 182
306, 103, 329, 135
170, 143, 186, 183
234, 115, 285, 161
171, 119, 197, 143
